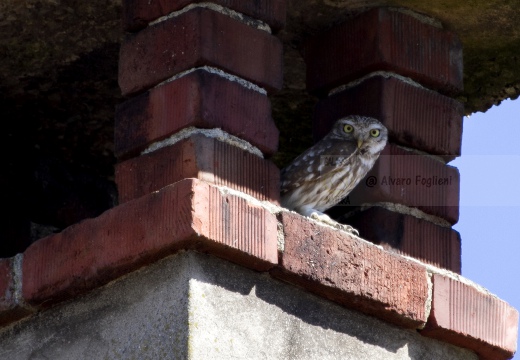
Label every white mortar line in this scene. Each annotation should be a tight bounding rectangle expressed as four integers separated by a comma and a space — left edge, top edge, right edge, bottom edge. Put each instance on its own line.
394, 144, 449, 165
329, 71, 430, 96
340, 202, 452, 228
276, 221, 285, 252
149, 2, 272, 33
399, 251, 500, 300
213, 185, 285, 252
422, 271, 433, 329
388, 7, 443, 28
12, 254, 30, 308
156, 66, 267, 95
215, 185, 283, 215
12, 254, 23, 304
141, 127, 264, 159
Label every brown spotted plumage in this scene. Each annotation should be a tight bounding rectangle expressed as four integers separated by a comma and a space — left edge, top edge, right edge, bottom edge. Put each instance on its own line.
280, 115, 388, 234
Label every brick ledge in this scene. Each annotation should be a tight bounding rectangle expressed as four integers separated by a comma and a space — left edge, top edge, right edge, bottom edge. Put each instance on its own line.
0, 179, 516, 359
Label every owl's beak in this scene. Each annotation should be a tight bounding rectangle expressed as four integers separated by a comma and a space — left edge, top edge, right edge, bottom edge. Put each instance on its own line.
357, 139, 363, 149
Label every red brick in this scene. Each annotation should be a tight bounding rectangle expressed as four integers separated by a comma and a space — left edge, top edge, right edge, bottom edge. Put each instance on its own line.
314, 75, 463, 160
123, 0, 286, 32
271, 211, 429, 328
119, 7, 283, 96
345, 144, 460, 224
115, 134, 280, 204
343, 207, 461, 273
0, 257, 34, 326
23, 179, 278, 307
422, 274, 519, 360
115, 69, 278, 159
304, 7, 463, 95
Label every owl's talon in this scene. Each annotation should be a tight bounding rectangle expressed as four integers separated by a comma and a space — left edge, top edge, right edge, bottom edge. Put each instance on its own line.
309, 212, 359, 236
337, 223, 359, 236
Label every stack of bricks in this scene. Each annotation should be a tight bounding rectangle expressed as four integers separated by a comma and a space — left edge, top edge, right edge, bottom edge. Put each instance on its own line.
116, 0, 286, 201
114, 1, 286, 266
304, 8, 464, 273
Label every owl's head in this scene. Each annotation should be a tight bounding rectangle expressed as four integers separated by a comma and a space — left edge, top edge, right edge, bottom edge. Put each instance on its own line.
329, 115, 388, 155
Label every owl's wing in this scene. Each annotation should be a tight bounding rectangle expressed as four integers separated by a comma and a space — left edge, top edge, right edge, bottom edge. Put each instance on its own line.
280, 138, 358, 195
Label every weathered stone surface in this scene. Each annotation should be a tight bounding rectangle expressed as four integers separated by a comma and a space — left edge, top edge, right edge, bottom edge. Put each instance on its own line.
0, 252, 478, 360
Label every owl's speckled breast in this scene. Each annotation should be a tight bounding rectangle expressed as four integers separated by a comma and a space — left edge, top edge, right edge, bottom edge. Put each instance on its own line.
314, 156, 373, 211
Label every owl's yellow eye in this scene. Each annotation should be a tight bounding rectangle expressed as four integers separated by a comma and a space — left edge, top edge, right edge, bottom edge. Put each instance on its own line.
343, 124, 354, 133
370, 129, 380, 137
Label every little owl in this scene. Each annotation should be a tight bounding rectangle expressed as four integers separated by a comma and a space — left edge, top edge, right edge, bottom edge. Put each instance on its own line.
280, 115, 388, 234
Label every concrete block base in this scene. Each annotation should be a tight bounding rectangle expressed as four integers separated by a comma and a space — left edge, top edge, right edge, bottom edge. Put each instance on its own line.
0, 252, 477, 359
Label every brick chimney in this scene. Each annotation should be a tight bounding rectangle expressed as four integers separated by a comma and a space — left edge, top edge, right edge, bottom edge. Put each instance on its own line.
0, 2, 517, 360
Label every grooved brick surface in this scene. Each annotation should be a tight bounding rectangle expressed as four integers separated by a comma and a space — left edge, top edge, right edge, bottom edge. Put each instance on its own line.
115, 70, 278, 159
115, 134, 280, 204
119, 7, 283, 96
344, 207, 461, 273
22, 179, 278, 307
345, 144, 460, 224
422, 274, 519, 360
272, 211, 429, 329
123, 0, 286, 32
314, 75, 463, 160
304, 7, 463, 95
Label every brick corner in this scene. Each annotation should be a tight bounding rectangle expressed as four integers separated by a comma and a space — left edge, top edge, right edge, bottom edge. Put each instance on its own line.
421, 273, 518, 360
22, 179, 278, 307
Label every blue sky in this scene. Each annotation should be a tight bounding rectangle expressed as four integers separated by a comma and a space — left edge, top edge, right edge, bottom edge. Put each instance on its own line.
451, 98, 520, 357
